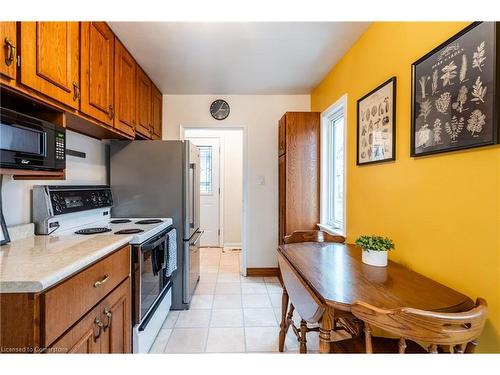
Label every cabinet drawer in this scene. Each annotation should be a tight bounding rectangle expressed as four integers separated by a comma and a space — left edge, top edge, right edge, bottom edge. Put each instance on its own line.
42, 245, 130, 346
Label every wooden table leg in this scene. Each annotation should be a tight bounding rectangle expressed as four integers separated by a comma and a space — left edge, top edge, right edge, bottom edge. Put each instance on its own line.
319, 307, 334, 354
278, 286, 289, 352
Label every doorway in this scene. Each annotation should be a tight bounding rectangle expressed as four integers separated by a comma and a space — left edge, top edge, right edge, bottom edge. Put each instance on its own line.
189, 137, 221, 247
182, 127, 246, 275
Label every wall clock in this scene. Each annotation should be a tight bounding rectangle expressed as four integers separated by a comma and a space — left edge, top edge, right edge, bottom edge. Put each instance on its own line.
210, 99, 230, 120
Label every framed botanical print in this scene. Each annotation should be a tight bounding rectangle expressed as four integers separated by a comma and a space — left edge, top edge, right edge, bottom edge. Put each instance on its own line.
357, 77, 397, 165
411, 22, 500, 157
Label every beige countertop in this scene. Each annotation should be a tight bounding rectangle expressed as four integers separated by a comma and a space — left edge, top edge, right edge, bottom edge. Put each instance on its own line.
0, 234, 133, 293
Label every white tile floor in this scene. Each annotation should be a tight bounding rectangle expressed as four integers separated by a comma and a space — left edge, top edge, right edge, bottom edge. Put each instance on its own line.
149, 247, 319, 353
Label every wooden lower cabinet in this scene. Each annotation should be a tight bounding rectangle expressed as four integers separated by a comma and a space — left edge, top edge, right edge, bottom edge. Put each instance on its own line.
99, 280, 131, 353
49, 302, 102, 354
50, 279, 131, 354
0, 245, 131, 354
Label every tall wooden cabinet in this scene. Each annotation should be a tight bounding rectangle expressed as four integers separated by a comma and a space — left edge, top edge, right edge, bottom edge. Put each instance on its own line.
19, 22, 80, 109
278, 112, 320, 244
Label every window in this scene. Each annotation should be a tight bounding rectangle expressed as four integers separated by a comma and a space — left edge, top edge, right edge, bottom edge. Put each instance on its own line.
198, 145, 213, 194
320, 95, 346, 235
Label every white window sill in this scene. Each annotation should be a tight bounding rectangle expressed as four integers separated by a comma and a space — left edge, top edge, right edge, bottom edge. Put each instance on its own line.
317, 223, 345, 237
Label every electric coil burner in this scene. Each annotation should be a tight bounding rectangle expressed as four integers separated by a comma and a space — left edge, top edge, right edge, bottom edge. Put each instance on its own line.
75, 227, 112, 235
135, 219, 163, 225
110, 219, 132, 224
115, 228, 145, 235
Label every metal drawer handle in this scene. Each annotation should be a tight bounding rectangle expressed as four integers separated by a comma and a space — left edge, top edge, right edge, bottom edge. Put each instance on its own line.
93, 274, 109, 288
108, 105, 114, 120
94, 317, 104, 341
4, 38, 16, 67
103, 309, 112, 331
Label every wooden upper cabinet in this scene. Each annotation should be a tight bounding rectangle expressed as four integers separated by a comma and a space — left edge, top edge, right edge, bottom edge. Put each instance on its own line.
20, 22, 80, 109
0, 22, 17, 81
80, 22, 114, 125
151, 84, 162, 139
114, 38, 135, 137
135, 67, 152, 138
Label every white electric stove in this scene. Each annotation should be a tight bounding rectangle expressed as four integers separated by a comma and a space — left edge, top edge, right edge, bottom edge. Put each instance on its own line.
32, 185, 177, 353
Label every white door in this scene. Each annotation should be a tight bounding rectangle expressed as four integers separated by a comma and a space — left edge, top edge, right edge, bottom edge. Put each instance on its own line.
188, 137, 220, 247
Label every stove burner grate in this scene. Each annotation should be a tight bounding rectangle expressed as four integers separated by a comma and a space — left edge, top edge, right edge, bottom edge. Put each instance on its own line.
115, 228, 145, 235
110, 219, 132, 224
75, 227, 112, 235
135, 219, 163, 225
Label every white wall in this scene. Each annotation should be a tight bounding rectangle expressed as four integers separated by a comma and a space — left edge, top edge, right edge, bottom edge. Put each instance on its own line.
184, 128, 243, 247
164, 95, 310, 268
2, 130, 108, 227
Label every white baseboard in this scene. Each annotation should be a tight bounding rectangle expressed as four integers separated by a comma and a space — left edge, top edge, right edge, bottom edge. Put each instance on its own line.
223, 242, 242, 249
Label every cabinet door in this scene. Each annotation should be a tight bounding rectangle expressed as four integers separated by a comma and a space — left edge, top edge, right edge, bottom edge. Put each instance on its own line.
80, 22, 114, 125
99, 279, 131, 354
114, 38, 135, 137
20, 22, 80, 109
279, 154, 286, 244
135, 67, 152, 138
0, 22, 17, 80
49, 303, 101, 354
278, 114, 286, 156
151, 84, 162, 139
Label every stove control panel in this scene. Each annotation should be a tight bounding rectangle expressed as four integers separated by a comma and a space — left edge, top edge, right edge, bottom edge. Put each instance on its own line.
48, 187, 113, 215
32, 185, 112, 217
33, 185, 114, 235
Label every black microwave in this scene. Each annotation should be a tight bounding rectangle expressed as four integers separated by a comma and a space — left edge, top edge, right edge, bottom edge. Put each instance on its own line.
0, 107, 66, 171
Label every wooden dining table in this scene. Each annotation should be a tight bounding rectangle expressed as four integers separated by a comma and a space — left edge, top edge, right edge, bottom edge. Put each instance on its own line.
277, 242, 475, 354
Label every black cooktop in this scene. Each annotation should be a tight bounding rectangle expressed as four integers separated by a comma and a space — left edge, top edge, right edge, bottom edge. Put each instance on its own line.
75, 227, 112, 235
135, 219, 163, 225
115, 228, 144, 235
110, 219, 132, 224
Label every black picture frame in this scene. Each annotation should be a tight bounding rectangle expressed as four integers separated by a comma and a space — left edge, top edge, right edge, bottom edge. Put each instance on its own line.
411, 22, 500, 157
356, 76, 397, 165
0, 210, 10, 246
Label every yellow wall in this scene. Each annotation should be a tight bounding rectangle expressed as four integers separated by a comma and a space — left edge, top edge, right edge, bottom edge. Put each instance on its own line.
311, 22, 500, 353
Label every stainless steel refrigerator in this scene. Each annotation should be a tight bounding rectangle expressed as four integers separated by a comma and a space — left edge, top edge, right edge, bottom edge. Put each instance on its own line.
110, 140, 202, 309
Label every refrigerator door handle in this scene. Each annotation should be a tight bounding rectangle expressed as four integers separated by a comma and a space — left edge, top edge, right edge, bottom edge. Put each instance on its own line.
189, 163, 196, 229
190, 230, 204, 246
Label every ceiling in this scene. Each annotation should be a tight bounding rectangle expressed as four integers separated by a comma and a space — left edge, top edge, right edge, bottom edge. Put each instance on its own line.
109, 22, 370, 95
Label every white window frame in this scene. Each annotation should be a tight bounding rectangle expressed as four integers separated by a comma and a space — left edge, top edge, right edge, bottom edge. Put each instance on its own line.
319, 94, 347, 236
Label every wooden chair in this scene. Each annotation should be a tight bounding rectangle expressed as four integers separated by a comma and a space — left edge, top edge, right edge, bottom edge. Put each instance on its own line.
346, 298, 488, 354
279, 230, 356, 353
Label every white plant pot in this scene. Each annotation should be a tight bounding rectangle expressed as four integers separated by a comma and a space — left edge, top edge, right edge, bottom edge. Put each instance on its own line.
362, 249, 388, 267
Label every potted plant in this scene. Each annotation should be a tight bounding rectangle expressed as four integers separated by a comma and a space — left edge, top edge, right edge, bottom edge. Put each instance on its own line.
355, 235, 395, 267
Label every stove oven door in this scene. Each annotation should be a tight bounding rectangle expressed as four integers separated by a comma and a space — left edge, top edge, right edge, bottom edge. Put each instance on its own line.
133, 230, 169, 325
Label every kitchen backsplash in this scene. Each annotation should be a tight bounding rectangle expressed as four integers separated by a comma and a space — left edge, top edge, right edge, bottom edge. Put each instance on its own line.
1, 130, 108, 226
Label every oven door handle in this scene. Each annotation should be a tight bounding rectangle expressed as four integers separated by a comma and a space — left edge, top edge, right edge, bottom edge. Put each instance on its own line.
141, 233, 168, 253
